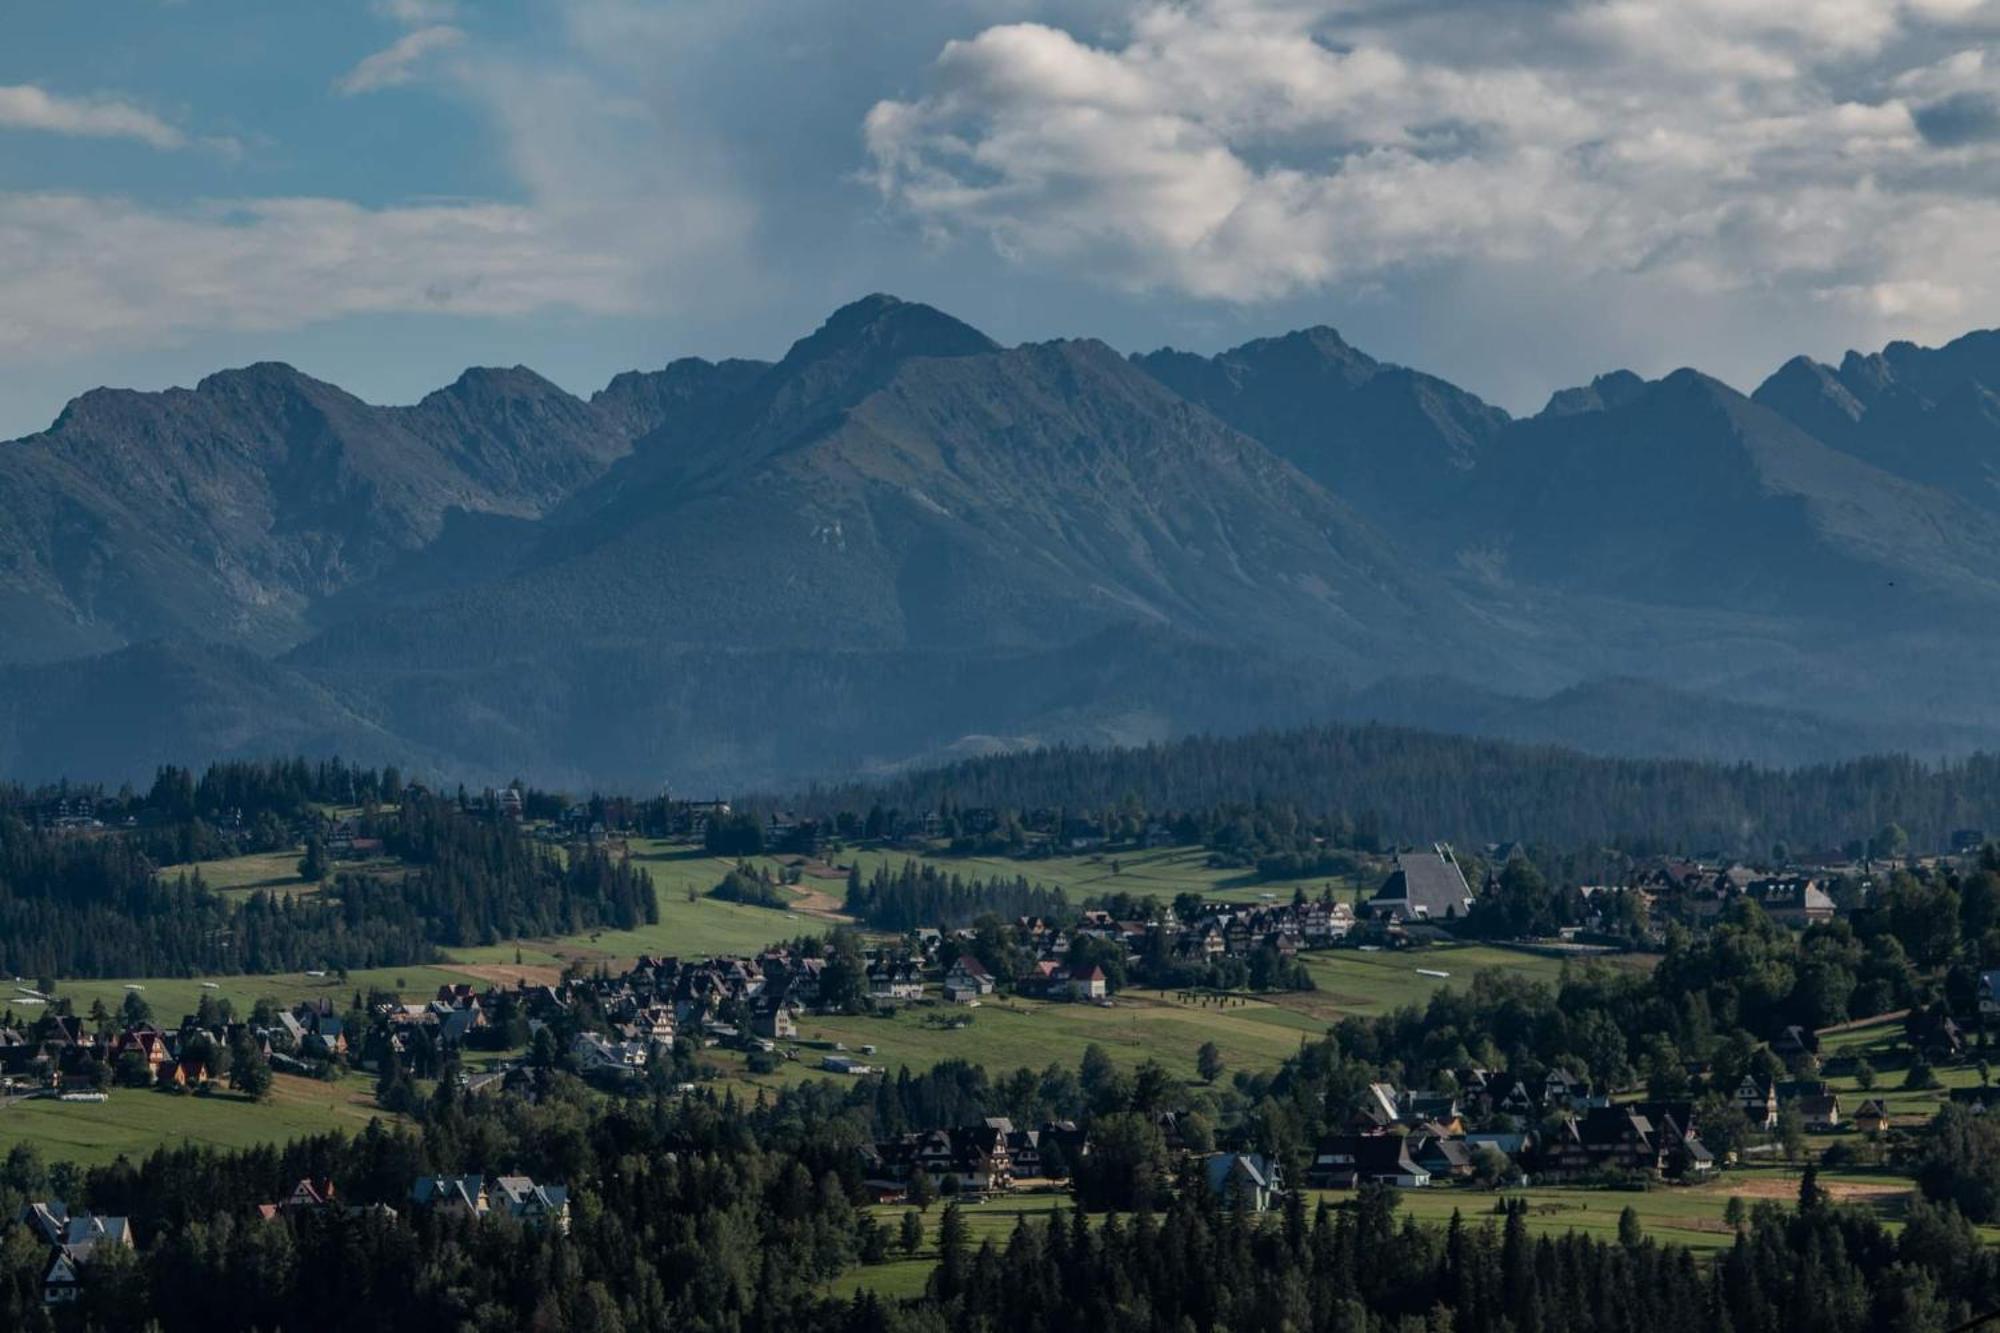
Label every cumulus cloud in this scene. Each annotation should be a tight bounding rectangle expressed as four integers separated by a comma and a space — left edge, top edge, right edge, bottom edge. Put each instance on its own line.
335, 24, 466, 95
862, 0, 2000, 337
0, 84, 188, 149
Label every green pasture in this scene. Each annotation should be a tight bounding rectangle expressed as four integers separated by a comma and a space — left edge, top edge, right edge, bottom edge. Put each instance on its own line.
0, 1073, 393, 1168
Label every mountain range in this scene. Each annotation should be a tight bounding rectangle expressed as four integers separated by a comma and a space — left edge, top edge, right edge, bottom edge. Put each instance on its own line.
5, 293, 2000, 789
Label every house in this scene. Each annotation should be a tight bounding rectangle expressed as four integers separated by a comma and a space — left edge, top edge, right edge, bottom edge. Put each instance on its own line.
860, 1126, 1015, 1195
1398, 1091, 1464, 1133
1631, 1103, 1714, 1176
1068, 966, 1109, 1001
867, 959, 925, 1002
256, 1177, 337, 1221
750, 1003, 797, 1041
1799, 1092, 1842, 1132
1537, 1107, 1672, 1178
411, 1175, 490, 1219
492, 1176, 571, 1233
43, 1250, 82, 1305
1307, 1135, 1430, 1189
1854, 1099, 1890, 1134
1408, 1132, 1475, 1180
994, 1120, 1085, 1180
1745, 876, 1837, 927
1367, 847, 1474, 923
20, 1205, 134, 1305
943, 955, 996, 1002
1979, 971, 2000, 1020
1205, 1152, 1284, 1210
1771, 1025, 1821, 1061
572, 1032, 649, 1074
1736, 1076, 1778, 1130
1354, 1082, 1404, 1130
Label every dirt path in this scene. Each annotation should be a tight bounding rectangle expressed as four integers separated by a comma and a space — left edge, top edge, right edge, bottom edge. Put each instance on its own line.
789, 884, 850, 921
447, 962, 566, 989
1723, 1176, 1912, 1204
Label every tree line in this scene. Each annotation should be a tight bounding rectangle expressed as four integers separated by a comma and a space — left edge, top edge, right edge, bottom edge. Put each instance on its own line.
789, 723, 2000, 855
0, 794, 655, 979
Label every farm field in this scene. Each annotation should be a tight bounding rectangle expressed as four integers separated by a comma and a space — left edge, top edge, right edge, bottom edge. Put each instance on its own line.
0, 1073, 394, 1167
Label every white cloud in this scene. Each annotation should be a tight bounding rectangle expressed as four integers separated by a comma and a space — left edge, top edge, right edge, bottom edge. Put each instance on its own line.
0, 192, 648, 355
372, 0, 457, 23
862, 0, 2000, 348
0, 3, 763, 360
0, 84, 187, 149
335, 25, 466, 95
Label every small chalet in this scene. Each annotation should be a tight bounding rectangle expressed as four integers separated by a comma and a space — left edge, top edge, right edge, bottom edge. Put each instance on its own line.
1068, 966, 1109, 1001
1205, 1152, 1285, 1210
1307, 1135, 1430, 1189
1736, 1076, 1779, 1130
1799, 1091, 1842, 1132
943, 955, 996, 1002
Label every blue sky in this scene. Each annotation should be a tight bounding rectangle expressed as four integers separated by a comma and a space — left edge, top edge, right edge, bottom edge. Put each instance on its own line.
4, 0, 1999, 438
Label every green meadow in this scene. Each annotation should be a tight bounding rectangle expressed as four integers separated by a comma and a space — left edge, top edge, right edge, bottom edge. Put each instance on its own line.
0, 1073, 394, 1168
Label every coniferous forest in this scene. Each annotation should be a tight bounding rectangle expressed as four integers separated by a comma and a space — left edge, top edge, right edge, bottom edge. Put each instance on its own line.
797, 724, 2000, 855
0, 771, 655, 979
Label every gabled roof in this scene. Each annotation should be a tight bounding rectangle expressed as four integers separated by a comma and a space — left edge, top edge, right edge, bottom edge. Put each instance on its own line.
1370, 850, 1473, 920
1205, 1152, 1279, 1195
411, 1175, 487, 1210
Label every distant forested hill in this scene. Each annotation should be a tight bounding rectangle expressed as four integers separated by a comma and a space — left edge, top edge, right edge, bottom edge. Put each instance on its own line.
793, 722, 2000, 855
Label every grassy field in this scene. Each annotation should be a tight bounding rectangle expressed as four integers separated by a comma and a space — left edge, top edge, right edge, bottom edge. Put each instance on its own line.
831, 1194, 1076, 1299
843, 844, 1368, 909
158, 848, 316, 895
31, 965, 491, 1027
0, 1073, 394, 1167
828, 1165, 1983, 1298
1811, 1015, 1998, 1123
713, 990, 1321, 1092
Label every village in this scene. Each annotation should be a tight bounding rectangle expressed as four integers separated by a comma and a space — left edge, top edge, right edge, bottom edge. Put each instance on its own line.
6, 799, 2000, 1310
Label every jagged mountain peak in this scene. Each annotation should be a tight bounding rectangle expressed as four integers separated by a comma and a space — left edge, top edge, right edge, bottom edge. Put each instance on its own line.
1538, 368, 1651, 418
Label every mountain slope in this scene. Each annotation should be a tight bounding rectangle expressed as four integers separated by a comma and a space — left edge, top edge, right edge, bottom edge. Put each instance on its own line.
0, 363, 632, 662
1754, 331, 2000, 509
1133, 328, 1509, 550
295, 297, 1491, 678
1475, 368, 2000, 618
